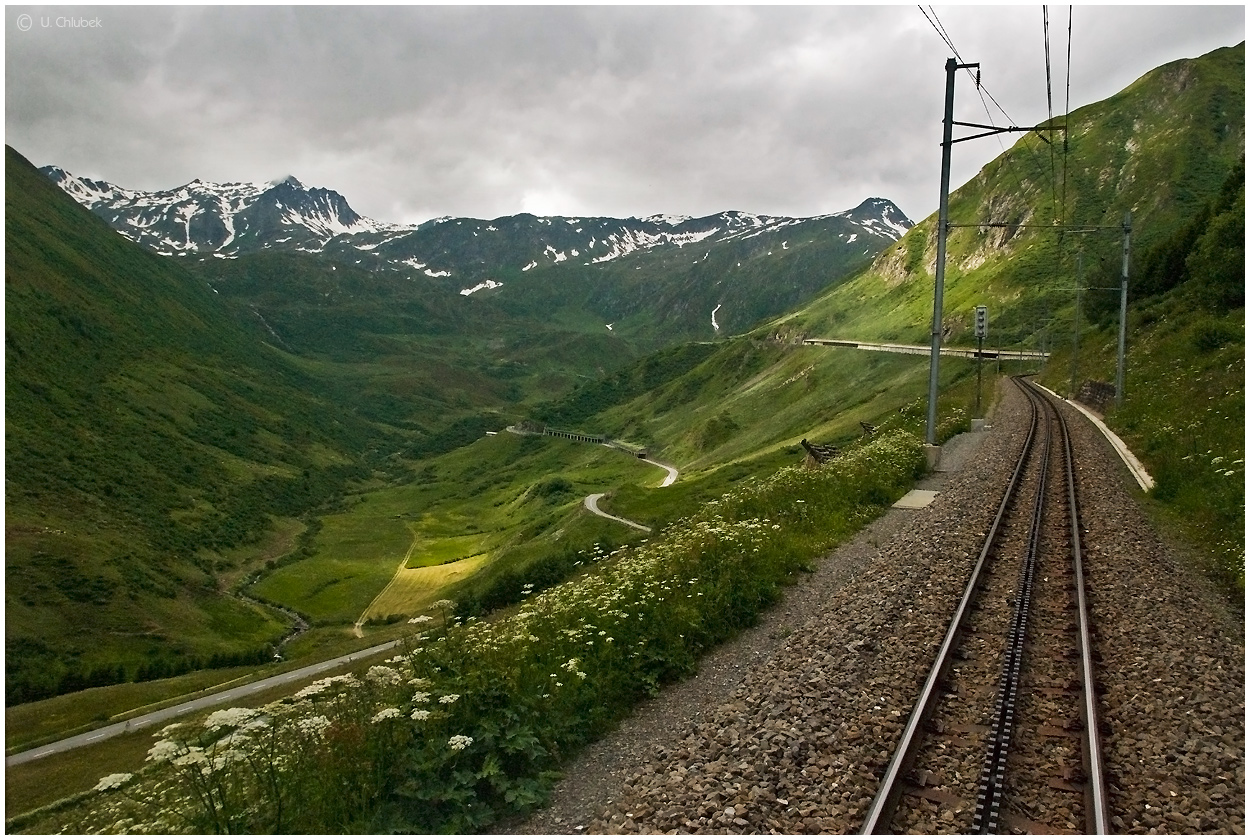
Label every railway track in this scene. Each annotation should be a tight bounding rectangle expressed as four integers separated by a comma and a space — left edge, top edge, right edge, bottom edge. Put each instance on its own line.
861, 376, 1109, 834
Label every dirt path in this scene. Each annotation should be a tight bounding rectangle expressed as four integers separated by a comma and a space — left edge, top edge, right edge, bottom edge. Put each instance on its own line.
353, 526, 422, 636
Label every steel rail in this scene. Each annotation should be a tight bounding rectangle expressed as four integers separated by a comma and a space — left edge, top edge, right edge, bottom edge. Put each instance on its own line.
971, 381, 1052, 832
861, 377, 1110, 833
1008, 376, 1109, 833
859, 377, 1040, 834
1052, 381, 1112, 834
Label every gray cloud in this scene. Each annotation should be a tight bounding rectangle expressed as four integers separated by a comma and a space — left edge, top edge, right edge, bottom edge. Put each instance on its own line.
6, 5, 1243, 224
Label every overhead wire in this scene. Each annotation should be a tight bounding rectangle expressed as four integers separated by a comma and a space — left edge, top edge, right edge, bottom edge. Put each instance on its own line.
916, 5, 1058, 218
919, 5, 1008, 153
1060, 5, 1073, 228
1042, 5, 1060, 355
1044, 6, 1058, 225
917, 4, 1084, 349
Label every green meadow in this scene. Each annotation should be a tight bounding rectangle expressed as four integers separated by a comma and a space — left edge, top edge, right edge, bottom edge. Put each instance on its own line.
251, 431, 672, 626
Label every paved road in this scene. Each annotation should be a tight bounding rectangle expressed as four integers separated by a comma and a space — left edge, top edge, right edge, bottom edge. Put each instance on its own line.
584, 493, 653, 533
582, 452, 679, 532
641, 457, 679, 488
6, 638, 403, 767
802, 337, 1049, 361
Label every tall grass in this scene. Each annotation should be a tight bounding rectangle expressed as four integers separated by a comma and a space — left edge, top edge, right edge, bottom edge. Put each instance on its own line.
41, 431, 924, 833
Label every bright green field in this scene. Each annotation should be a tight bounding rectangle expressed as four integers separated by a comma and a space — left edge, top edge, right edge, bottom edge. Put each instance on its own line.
250, 431, 669, 625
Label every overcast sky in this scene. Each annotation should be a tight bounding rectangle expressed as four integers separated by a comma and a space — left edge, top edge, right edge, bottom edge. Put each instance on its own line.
6, 5, 1244, 225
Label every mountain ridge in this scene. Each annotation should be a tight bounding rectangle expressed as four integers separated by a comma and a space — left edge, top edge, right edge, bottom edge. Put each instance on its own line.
39, 164, 912, 284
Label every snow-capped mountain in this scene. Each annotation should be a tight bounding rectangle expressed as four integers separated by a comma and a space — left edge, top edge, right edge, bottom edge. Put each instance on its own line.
38, 167, 411, 258
41, 166, 912, 291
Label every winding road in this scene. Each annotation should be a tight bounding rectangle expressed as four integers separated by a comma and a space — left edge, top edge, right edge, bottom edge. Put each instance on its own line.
582, 450, 678, 533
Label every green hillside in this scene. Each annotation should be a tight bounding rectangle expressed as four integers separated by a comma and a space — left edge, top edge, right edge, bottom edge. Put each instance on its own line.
486, 213, 891, 342
4, 147, 402, 703
773, 43, 1244, 350
189, 251, 644, 431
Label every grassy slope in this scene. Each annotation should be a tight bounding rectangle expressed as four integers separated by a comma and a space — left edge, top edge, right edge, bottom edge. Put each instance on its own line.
761, 41, 1244, 594
772, 43, 1244, 350
4, 146, 399, 702
191, 251, 644, 433
250, 431, 668, 625
485, 214, 891, 343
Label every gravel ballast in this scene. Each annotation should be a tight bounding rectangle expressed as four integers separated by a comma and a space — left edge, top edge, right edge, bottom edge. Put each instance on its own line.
510, 381, 1244, 834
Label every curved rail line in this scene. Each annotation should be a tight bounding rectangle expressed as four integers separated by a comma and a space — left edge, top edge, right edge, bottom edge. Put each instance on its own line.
859, 376, 1108, 834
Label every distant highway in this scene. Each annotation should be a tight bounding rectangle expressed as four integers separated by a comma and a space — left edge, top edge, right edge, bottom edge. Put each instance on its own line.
802, 337, 1050, 361
582, 451, 679, 533
584, 493, 652, 532
6, 638, 403, 767
640, 457, 679, 488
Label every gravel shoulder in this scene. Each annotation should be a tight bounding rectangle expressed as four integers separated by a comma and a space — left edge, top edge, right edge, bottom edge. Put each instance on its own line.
508, 380, 1244, 835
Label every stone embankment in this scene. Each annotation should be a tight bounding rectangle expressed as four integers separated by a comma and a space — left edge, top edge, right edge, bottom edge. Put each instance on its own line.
511, 383, 1244, 835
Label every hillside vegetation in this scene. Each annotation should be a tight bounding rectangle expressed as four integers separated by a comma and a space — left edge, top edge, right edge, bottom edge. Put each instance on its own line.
773, 43, 1243, 351
767, 42, 1244, 589
5, 147, 398, 702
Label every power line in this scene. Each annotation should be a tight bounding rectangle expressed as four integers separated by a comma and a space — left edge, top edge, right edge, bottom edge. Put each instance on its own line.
919, 6, 1007, 151
1042, 6, 1061, 228
1060, 6, 1073, 227
916, 6, 1064, 233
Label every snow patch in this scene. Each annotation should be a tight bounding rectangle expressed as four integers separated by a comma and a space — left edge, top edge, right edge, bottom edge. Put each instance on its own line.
460, 279, 503, 296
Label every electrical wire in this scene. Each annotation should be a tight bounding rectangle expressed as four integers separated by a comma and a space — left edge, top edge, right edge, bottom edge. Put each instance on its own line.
916, 4, 1063, 238
1044, 6, 1058, 225
918, 6, 1007, 152
1060, 6, 1073, 227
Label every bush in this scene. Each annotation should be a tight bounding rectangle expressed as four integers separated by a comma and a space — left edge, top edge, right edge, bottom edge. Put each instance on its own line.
1191, 319, 1242, 353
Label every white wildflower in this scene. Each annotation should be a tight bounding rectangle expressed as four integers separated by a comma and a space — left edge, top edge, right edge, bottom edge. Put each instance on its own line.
411, 691, 431, 703
294, 681, 329, 699
448, 735, 473, 751
204, 707, 259, 731
438, 694, 460, 704
94, 773, 133, 792
210, 749, 245, 771
172, 747, 208, 767
371, 707, 402, 723
408, 615, 434, 624
297, 715, 331, 738
411, 709, 431, 721
367, 665, 403, 686
147, 739, 182, 764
